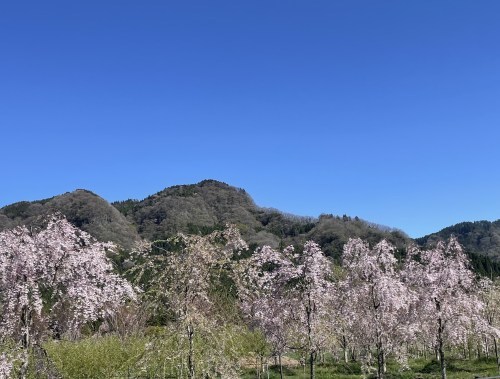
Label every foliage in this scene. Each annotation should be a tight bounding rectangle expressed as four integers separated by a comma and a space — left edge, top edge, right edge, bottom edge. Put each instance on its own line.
108, 180, 411, 263
235, 242, 336, 379
0, 215, 136, 377
3, 180, 500, 275
417, 220, 500, 266
128, 225, 248, 378
0, 190, 140, 249
44, 335, 146, 379
138, 324, 257, 379
2, 204, 500, 379
342, 239, 416, 378
403, 237, 492, 379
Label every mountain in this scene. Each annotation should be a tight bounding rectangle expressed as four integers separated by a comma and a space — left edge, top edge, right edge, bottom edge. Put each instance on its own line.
0, 180, 409, 262
1, 180, 499, 276
0, 189, 140, 249
111, 179, 410, 261
113, 179, 263, 243
416, 220, 500, 273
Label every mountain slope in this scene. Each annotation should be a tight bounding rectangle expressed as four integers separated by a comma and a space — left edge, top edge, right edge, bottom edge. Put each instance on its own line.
2, 180, 499, 275
112, 180, 410, 261
0, 189, 140, 249
113, 179, 260, 240
416, 220, 500, 264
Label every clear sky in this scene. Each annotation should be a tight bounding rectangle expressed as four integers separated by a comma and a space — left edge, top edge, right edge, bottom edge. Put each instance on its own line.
1, 1, 499, 238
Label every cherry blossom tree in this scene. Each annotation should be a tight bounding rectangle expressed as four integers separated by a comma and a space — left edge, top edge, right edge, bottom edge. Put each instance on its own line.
234, 246, 295, 379
0, 215, 135, 378
129, 225, 247, 379
0, 352, 14, 379
332, 278, 355, 364
478, 278, 500, 372
235, 242, 335, 379
342, 239, 415, 379
403, 237, 486, 379
294, 241, 336, 379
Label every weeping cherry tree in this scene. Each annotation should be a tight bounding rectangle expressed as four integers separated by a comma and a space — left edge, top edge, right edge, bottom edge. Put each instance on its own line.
0, 215, 135, 378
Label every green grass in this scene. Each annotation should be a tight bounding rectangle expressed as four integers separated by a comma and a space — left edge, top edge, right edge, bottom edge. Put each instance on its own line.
20, 335, 500, 378
43, 335, 148, 379
241, 358, 500, 379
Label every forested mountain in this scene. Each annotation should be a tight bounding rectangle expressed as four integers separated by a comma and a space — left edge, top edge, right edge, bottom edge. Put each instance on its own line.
1, 179, 500, 275
416, 220, 500, 275
417, 220, 500, 258
0, 189, 140, 249
111, 179, 410, 261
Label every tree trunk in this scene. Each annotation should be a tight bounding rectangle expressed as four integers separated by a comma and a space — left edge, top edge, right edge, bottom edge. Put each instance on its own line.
374, 315, 384, 379
309, 352, 315, 379
437, 316, 446, 379
350, 347, 356, 362
383, 351, 387, 374
493, 338, 499, 374
376, 341, 385, 379
278, 354, 284, 379
373, 287, 384, 379
342, 335, 348, 363
19, 305, 31, 379
306, 294, 315, 379
187, 323, 195, 379
19, 350, 29, 379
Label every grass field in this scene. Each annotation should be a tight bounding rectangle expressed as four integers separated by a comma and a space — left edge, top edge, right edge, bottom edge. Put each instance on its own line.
38, 335, 500, 378
241, 357, 500, 379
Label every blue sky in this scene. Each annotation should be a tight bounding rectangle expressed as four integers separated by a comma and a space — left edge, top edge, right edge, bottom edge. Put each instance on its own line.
1, 1, 499, 237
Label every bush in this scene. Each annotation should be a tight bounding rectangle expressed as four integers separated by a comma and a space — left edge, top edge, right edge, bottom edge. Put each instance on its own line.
44, 335, 147, 378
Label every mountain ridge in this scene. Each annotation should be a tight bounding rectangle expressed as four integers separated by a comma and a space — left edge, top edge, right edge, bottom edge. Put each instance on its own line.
2, 180, 500, 275
0, 189, 140, 249
416, 220, 500, 261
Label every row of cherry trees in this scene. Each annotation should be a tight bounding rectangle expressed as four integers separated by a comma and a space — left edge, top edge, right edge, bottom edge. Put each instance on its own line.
1, 216, 499, 379
0, 217, 250, 379
234, 237, 500, 379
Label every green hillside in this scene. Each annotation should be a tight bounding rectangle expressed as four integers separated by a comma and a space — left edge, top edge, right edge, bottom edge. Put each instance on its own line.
2, 179, 499, 275
417, 220, 500, 275
0, 189, 140, 249
112, 179, 410, 262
